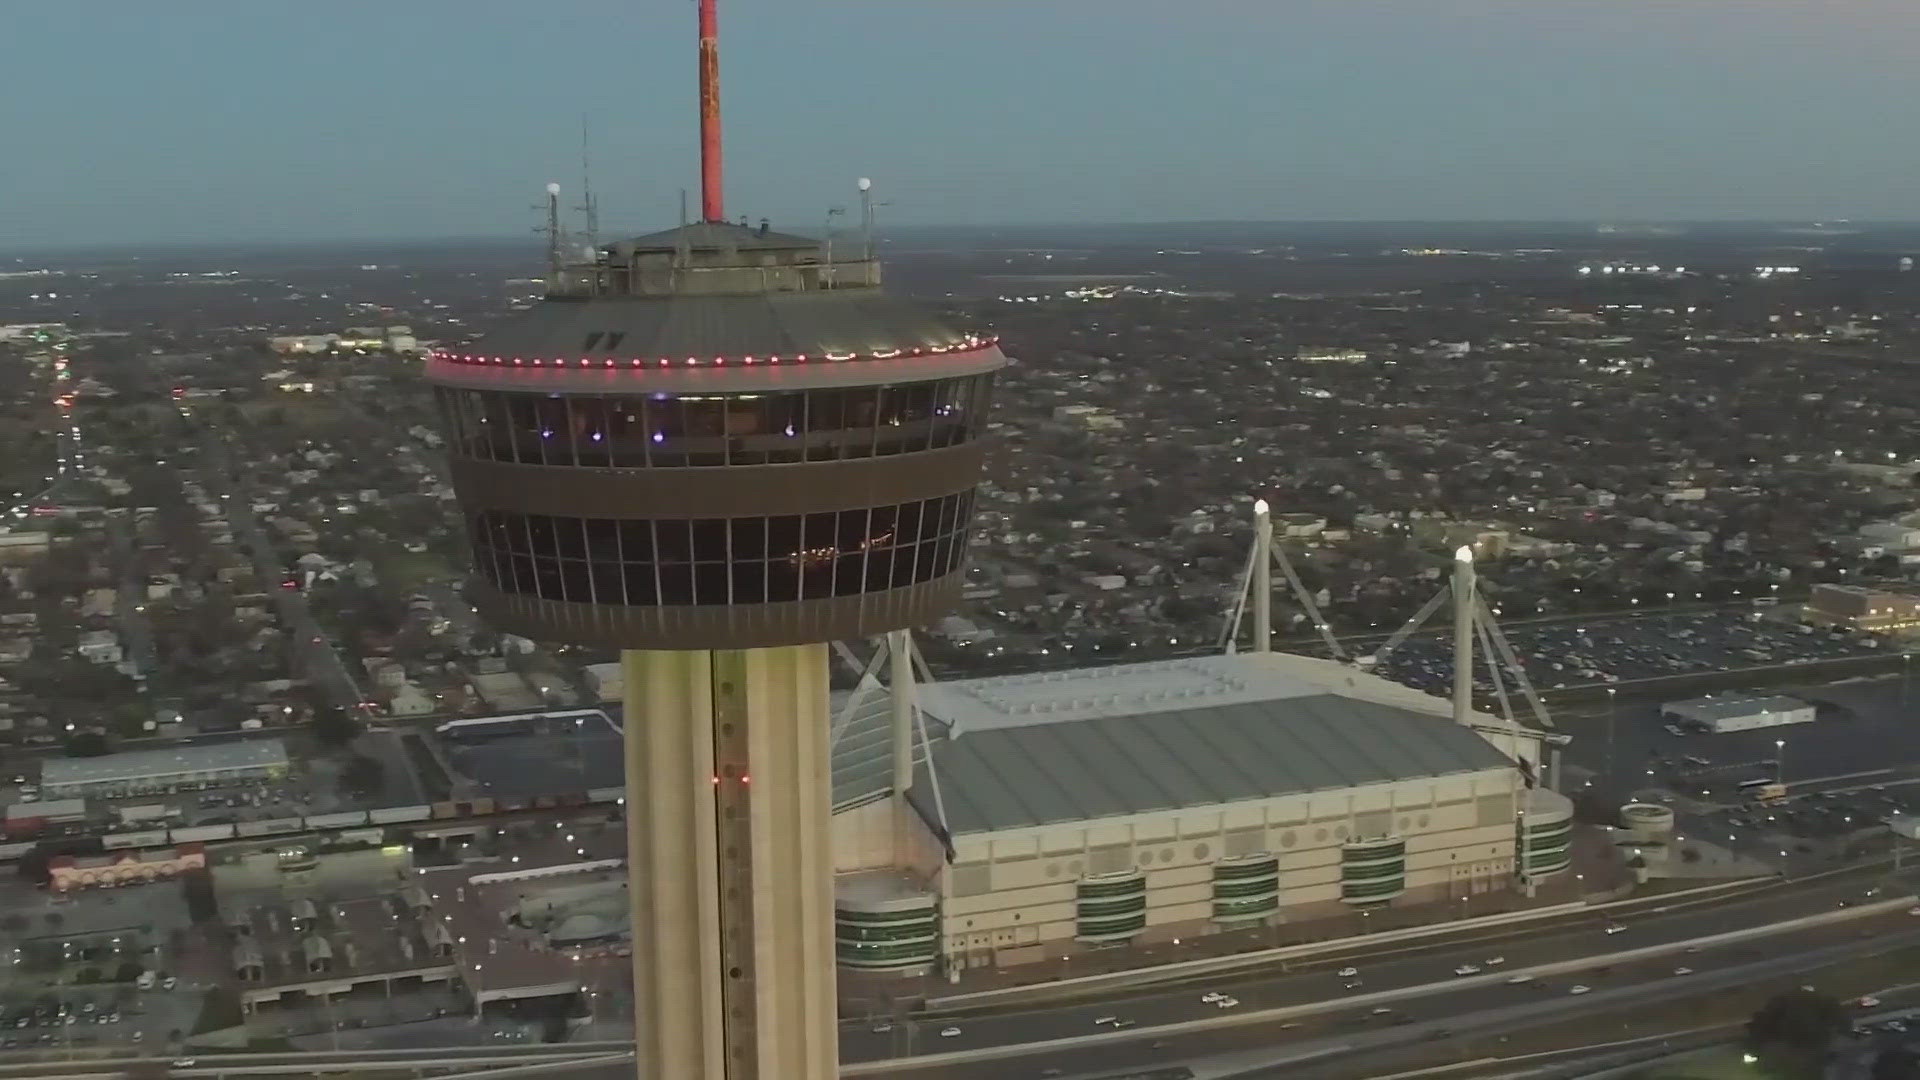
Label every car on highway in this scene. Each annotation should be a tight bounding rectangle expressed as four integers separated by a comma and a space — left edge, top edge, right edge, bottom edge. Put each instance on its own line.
1094, 1016, 1119, 1026
1505, 974, 1534, 985
1484, 956, 1505, 966
1860, 996, 1881, 1008
1453, 964, 1481, 976
939, 1027, 961, 1038
1201, 992, 1227, 1004
1674, 967, 1694, 976
1569, 985, 1592, 995
1605, 924, 1626, 935
1343, 981, 1363, 991
869, 1022, 892, 1034
1337, 966, 1359, 977
1213, 997, 1239, 1010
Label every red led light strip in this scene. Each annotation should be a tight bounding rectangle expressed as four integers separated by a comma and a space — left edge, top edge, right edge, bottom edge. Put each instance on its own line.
430, 335, 999, 369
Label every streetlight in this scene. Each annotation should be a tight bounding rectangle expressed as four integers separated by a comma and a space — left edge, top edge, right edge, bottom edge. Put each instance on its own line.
1775, 739, 1786, 785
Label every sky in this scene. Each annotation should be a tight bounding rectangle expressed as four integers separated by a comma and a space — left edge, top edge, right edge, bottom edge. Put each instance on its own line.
3, 0, 1918, 247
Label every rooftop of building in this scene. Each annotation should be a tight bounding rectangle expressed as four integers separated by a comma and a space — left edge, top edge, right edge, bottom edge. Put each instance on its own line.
1814, 583, 1913, 598
451, 289, 979, 373
1663, 693, 1810, 719
441, 714, 624, 801
834, 867, 935, 909
613, 220, 822, 255
211, 847, 453, 1000
421, 823, 628, 1001
42, 738, 289, 787
5, 797, 86, 820
905, 652, 1520, 835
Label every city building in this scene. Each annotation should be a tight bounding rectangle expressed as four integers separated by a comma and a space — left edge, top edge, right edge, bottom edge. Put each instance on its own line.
4, 797, 87, 839
420, 2, 1004, 1074
1660, 693, 1815, 733
49, 842, 206, 892
213, 846, 458, 1013
40, 739, 291, 798
830, 651, 1567, 973
76, 629, 123, 665
1804, 583, 1920, 634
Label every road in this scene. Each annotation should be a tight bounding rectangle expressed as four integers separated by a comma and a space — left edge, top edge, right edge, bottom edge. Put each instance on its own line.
2, 342, 79, 525
105, 512, 158, 679
444, 916, 1920, 1080
836, 873, 1897, 1063
200, 435, 369, 717
9, 888, 1911, 1080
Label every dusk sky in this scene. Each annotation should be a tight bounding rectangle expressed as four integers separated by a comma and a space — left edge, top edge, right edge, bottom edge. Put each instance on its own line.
4, 0, 1917, 247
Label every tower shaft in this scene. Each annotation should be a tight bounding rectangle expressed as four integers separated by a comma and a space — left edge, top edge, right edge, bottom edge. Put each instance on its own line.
622, 645, 837, 1080
698, 0, 723, 222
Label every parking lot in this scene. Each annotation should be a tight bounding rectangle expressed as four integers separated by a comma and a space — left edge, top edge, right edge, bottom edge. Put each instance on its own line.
1377, 609, 1889, 694
0, 880, 206, 1054
0, 978, 177, 1051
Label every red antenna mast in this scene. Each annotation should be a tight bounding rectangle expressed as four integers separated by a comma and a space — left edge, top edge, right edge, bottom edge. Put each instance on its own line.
698, 0, 723, 222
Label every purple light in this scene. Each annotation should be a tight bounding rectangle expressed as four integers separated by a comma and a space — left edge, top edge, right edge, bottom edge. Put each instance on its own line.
651, 432, 665, 444
590, 432, 604, 442
540, 429, 553, 439
783, 423, 796, 437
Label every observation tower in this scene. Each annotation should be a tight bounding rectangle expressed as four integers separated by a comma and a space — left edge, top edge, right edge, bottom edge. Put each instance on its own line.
422, 2, 1006, 1077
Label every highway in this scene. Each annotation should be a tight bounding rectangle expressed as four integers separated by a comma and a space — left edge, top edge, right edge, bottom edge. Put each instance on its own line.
430, 922, 1920, 1080
5, 874, 1892, 1080
867, 903, 1920, 1080
875, 871, 1890, 1039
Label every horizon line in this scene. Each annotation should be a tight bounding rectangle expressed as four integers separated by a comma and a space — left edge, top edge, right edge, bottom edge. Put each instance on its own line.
6, 218, 1920, 260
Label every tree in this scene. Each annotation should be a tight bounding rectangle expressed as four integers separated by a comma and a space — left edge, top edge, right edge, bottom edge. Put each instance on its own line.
1747, 988, 1847, 1057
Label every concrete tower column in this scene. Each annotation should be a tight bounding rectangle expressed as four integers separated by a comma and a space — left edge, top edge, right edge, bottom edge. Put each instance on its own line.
623, 645, 837, 1080
889, 629, 917, 798
1452, 546, 1476, 727
1252, 499, 1273, 653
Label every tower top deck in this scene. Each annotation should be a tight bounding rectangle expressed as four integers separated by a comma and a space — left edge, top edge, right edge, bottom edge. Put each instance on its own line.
551, 220, 882, 299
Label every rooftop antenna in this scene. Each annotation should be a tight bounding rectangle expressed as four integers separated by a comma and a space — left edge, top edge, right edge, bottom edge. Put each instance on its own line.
535, 182, 565, 283
698, 0, 723, 222
676, 188, 691, 267
858, 177, 874, 261
823, 205, 846, 286
577, 115, 600, 249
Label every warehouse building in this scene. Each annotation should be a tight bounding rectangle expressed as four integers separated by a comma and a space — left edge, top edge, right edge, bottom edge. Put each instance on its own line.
41, 739, 291, 798
1660, 693, 1815, 734
830, 651, 1564, 974
1803, 583, 1920, 634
